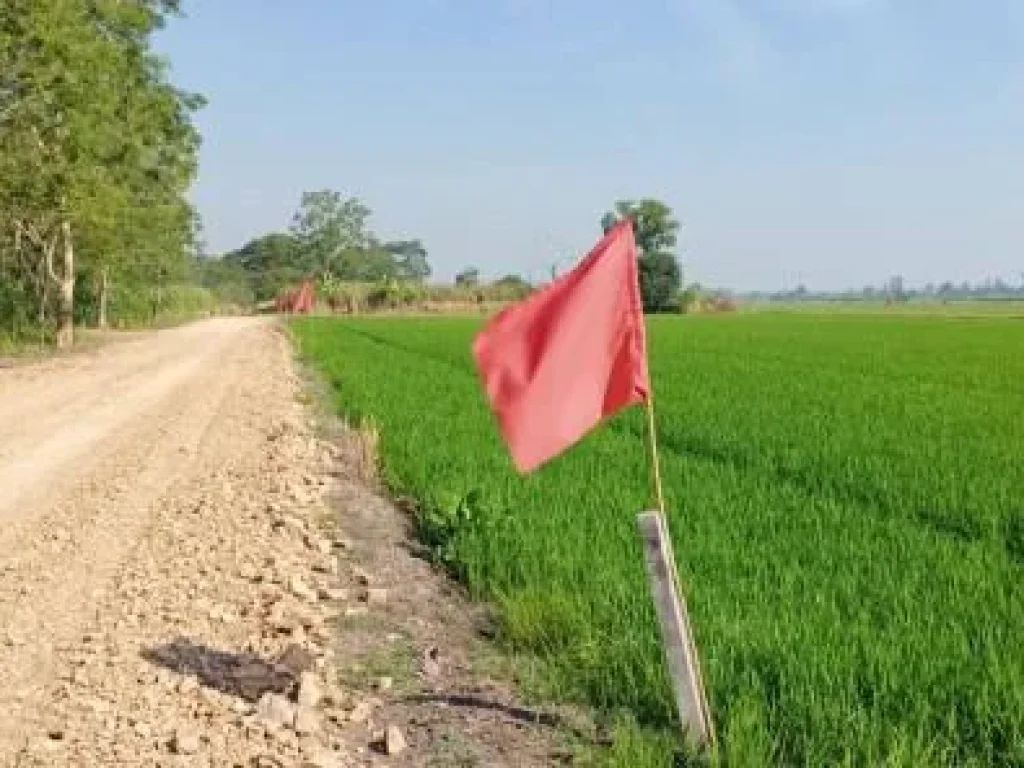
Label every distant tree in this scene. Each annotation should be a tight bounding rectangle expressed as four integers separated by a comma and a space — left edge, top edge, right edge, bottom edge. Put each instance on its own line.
194, 256, 255, 307
223, 233, 303, 300
492, 274, 532, 299
494, 274, 530, 289
637, 253, 681, 313
384, 239, 431, 281
888, 275, 906, 302
289, 189, 373, 276
455, 267, 480, 287
335, 246, 399, 282
679, 282, 703, 313
601, 199, 682, 312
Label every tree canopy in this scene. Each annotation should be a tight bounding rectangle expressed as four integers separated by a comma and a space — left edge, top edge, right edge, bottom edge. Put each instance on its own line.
602, 199, 683, 312
0, 0, 204, 344
455, 267, 481, 287
220, 190, 433, 300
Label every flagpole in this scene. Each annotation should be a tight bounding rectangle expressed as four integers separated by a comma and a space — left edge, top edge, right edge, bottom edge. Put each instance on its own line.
644, 396, 667, 513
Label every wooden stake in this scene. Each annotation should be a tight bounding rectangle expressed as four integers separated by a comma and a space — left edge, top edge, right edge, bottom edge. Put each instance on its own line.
637, 511, 713, 748
639, 399, 714, 748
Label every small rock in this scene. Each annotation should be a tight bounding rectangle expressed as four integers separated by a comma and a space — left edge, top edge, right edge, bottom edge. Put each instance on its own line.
348, 701, 373, 724
302, 748, 345, 768
297, 671, 322, 708
385, 725, 407, 756
134, 722, 152, 739
352, 567, 372, 586
364, 588, 387, 606
25, 737, 63, 758
321, 687, 346, 709
177, 676, 200, 695
290, 575, 318, 602
377, 677, 393, 692
171, 728, 201, 755
294, 707, 321, 736
232, 699, 254, 716
312, 557, 337, 576
421, 646, 441, 679
277, 644, 316, 677
317, 586, 348, 602
304, 533, 333, 556
344, 606, 368, 618
257, 692, 297, 730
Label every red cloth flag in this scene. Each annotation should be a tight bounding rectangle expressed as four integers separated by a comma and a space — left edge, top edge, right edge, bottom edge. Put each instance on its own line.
472, 219, 649, 473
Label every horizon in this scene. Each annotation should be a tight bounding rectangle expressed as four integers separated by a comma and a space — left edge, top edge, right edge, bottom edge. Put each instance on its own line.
156, 1, 1024, 293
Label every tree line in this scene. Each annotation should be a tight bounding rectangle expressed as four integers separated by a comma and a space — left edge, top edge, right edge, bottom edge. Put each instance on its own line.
750, 275, 1024, 303
0, 0, 687, 351
1, 0, 206, 348
213, 193, 686, 313
218, 189, 432, 304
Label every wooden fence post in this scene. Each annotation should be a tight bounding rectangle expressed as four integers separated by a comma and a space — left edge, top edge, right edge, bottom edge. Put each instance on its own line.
637, 510, 713, 748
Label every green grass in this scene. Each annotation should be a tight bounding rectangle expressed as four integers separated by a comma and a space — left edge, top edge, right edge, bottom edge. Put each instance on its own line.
292, 313, 1024, 766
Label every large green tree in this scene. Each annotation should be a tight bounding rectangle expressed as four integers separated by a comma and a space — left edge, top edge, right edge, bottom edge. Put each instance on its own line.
602, 199, 683, 313
222, 232, 303, 301
289, 189, 373, 277
0, 0, 203, 344
223, 192, 433, 295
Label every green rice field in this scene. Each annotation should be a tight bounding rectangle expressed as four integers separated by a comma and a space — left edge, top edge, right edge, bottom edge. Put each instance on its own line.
293, 313, 1024, 766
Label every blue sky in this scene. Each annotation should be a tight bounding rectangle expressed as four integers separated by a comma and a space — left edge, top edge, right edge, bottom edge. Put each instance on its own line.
155, 1, 1024, 291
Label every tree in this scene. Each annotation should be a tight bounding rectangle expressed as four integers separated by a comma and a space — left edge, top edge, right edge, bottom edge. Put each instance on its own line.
289, 189, 372, 277
455, 268, 480, 287
194, 256, 254, 308
638, 253, 682, 313
223, 233, 303, 301
384, 239, 431, 281
888, 275, 906, 302
222, 192, 435, 300
602, 199, 683, 312
0, 0, 203, 344
492, 274, 532, 300
335, 246, 398, 282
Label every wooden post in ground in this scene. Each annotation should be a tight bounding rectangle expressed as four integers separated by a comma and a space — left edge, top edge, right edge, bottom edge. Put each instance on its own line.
637, 510, 713, 748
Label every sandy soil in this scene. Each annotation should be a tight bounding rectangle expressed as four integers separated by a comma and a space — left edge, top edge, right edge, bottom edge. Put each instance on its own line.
0, 318, 572, 767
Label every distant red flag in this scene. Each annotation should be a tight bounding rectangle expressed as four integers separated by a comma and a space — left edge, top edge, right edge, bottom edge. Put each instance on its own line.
472, 219, 649, 473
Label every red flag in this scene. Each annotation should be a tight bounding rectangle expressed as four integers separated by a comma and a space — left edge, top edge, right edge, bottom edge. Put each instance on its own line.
472, 219, 649, 473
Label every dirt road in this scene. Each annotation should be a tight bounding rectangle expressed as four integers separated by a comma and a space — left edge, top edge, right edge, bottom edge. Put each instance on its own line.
0, 318, 568, 767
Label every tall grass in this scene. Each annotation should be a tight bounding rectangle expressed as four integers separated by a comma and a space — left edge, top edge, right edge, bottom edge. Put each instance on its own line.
293, 314, 1024, 766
